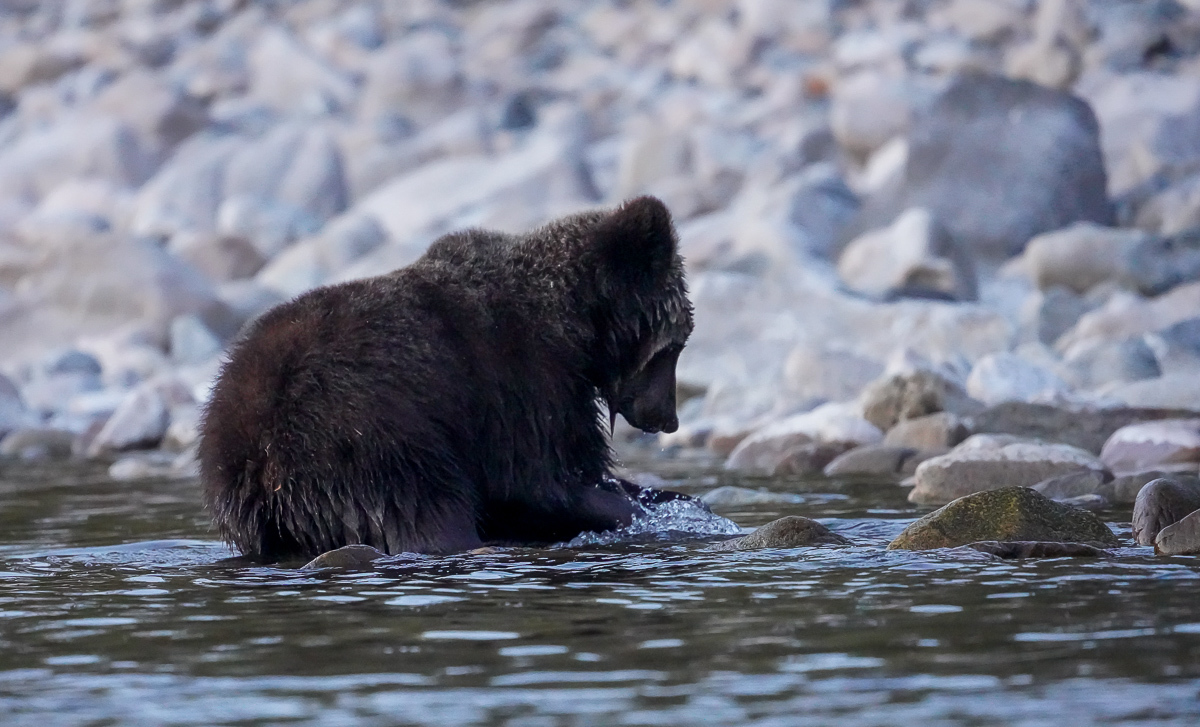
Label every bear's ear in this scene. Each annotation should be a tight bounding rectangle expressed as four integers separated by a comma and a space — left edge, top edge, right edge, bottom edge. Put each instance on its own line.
593, 196, 678, 285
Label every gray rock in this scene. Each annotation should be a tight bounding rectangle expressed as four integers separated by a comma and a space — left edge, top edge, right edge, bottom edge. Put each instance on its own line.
708, 516, 850, 551
784, 164, 860, 260
823, 444, 939, 479
1106, 373, 1200, 411
0, 427, 75, 460
1145, 317, 1200, 376
0, 42, 82, 93
1033, 468, 1113, 500
889, 486, 1120, 550
1101, 419, 1200, 474
358, 31, 463, 127
1020, 286, 1091, 346
163, 404, 200, 452
967, 540, 1106, 558
699, 486, 806, 507
860, 369, 984, 432
1135, 175, 1200, 236
1057, 280, 1200, 354
854, 75, 1113, 259
971, 402, 1200, 454
89, 69, 208, 156
131, 134, 243, 239
909, 434, 1108, 506
21, 370, 103, 415
302, 544, 388, 570
86, 385, 169, 456
884, 412, 971, 450
838, 208, 977, 301
1109, 470, 1170, 506
772, 441, 857, 477
1154, 508, 1200, 555
1132, 477, 1200, 545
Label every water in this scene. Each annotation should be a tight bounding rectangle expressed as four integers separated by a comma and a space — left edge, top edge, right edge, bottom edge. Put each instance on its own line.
2, 455, 1200, 726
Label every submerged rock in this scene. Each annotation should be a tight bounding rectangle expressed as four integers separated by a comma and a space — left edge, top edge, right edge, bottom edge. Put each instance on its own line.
909, 434, 1107, 505
889, 486, 1119, 550
1131, 477, 1200, 546
708, 516, 850, 551
967, 540, 1107, 558
301, 544, 388, 570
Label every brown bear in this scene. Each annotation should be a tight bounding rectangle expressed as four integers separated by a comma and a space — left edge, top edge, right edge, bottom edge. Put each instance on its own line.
198, 196, 693, 560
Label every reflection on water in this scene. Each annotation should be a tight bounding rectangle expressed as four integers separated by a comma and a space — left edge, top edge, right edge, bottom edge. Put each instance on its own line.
2, 458, 1200, 726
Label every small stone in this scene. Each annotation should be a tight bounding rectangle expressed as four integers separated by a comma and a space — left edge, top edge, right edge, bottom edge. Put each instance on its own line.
889, 486, 1119, 550
708, 516, 850, 551
883, 412, 970, 450
301, 544, 388, 570
909, 435, 1108, 506
698, 486, 806, 507
0, 428, 75, 460
967, 540, 1106, 559
1154, 508, 1200, 556
1132, 477, 1200, 546
1101, 419, 1200, 474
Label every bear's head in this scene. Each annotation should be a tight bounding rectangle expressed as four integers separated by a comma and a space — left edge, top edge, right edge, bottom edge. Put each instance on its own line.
591, 196, 693, 435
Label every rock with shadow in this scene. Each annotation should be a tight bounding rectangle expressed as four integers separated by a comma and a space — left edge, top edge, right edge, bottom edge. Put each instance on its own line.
1131, 476, 1200, 546
888, 486, 1119, 550
707, 516, 850, 552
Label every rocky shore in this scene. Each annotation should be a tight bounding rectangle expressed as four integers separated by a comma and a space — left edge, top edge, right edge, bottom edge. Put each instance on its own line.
2, 1, 1200, 553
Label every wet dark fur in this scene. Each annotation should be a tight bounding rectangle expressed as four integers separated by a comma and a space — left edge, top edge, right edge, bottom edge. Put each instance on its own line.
198, 197, 693, 560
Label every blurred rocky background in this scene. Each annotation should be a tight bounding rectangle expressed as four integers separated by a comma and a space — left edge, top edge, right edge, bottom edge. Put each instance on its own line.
4, 0, 1200, 516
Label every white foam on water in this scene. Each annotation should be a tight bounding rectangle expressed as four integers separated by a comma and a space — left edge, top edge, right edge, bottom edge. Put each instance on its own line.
563, 497, 741, 547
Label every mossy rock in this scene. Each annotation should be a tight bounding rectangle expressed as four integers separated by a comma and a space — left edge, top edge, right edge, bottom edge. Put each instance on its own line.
888, 486, 1119, 550
709, 516, 850, 551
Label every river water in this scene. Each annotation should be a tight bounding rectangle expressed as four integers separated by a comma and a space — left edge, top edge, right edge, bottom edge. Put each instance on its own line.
2, 454, 1200, 726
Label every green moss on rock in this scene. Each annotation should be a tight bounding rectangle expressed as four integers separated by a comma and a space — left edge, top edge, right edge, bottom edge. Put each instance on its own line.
888, 486, 1119, 550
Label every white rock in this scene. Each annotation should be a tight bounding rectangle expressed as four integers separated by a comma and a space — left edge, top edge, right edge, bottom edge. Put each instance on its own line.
830, 71, 914, 159
87, 384, 169, 456
248, 26, 357, 114
359, 30, 462, 126
726, 403, 883, 472
1019, 223, 1152, 294
838, 208, 976, 301
966, 352, 1072, 406
783, 347, 883, 404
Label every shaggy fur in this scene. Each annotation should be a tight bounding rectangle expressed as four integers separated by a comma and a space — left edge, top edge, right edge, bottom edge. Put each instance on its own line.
198, 196, 693, 560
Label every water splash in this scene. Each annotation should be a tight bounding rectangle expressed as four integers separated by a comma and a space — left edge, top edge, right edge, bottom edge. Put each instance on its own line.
563, 497, 742, 547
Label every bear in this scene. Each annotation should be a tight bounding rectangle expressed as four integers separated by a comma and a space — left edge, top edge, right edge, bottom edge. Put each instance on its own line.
198, 196, 693, 561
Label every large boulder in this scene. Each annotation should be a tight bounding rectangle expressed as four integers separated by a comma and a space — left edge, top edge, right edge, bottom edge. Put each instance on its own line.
889, 486, 1120, 550
854, 75, 1113, 259
909, 434, 1108, 505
